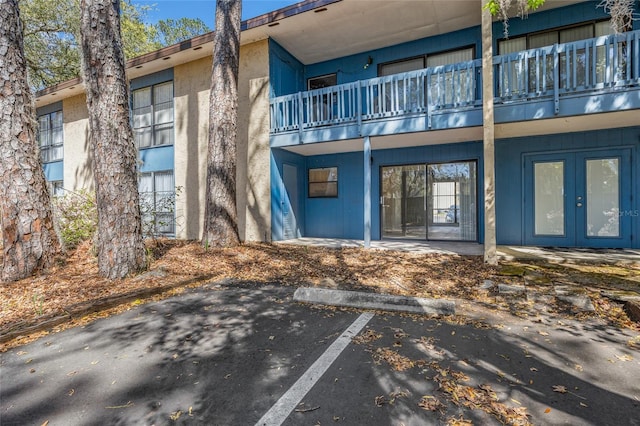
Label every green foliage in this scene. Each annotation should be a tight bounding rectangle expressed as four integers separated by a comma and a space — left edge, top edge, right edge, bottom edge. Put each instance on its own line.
51, 189, 98, 250
120, 0, 161, 59
483, 0, 546, 38
20, 0, 209, 90
20, 0, 82, 89
484, 0, 545, 15
156, 17, 210, 46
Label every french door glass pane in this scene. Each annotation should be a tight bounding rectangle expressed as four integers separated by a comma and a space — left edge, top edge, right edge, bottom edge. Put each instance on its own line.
427, 162, 477, 241
381, 165, 426, 239
534, 161, 564, 235
586, 158, 619, 237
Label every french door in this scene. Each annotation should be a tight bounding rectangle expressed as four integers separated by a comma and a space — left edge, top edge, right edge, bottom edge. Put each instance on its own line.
524, 149, 632, 248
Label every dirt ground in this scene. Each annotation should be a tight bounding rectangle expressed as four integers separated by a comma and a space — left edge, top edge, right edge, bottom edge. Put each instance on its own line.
1, 239, 639, 351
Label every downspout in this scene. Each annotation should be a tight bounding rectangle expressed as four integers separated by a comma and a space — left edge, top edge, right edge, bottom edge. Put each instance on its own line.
482, 3, 498, 265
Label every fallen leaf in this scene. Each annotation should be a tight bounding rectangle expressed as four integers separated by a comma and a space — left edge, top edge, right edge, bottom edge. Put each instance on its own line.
375, 395, 386, 407
169, 410, 182, 421
418, 395, 445, 412
41, 421, 49, 426
538, 331, 549, 336
68, 389, 75, 396
544, 408, 551, 413
552, 385, 567, 393
530, 367, 538, 372
615, 354, 633, 362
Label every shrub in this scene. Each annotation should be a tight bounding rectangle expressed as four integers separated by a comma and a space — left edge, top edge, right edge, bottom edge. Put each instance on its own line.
52, 190, 98, 250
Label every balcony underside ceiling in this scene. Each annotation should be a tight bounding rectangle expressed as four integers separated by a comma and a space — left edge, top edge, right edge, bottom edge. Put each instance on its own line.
247, 0, 582, 65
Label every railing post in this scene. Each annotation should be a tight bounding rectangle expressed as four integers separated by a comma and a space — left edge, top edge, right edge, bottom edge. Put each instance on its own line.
553, 45, 559, 115
297, 92, 304, 143
426, 70, 432, 129
357, 81, 363, 135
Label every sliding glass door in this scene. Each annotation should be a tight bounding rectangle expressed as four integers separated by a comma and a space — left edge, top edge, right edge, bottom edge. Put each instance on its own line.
381, 161, 477, 241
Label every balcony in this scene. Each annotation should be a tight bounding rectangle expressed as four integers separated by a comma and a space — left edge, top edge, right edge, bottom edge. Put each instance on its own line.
270, 29, 640, 148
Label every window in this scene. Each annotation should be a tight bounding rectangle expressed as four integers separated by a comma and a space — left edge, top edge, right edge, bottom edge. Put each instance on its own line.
139, 170, 175, 236
426, 48, 474, 106
497, 20, 613, 94
132, 81, 174, 149
308, 74, 337, 90
378, 47, 475, 110
48, 180, 64, 197
308, 167, 338, 198
307, 74, 337, 123
38, 110, 63, 163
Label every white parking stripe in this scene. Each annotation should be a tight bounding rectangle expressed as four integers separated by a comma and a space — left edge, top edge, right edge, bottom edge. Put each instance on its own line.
255, 312, 375, 426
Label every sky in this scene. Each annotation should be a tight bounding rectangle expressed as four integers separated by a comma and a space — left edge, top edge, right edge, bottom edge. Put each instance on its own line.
132, 0, 302, 29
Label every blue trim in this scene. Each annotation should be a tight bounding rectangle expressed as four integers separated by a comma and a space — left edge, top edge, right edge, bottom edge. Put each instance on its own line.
139, 145, 174, 173
43, 161, 63, 181
36, 101, 62, 116
130, 68, 174, 91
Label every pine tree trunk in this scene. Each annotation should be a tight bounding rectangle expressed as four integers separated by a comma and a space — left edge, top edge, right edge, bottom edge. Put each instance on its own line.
202, 0, 242, 248
0, 0, 61, 282
79, 0, 145, 278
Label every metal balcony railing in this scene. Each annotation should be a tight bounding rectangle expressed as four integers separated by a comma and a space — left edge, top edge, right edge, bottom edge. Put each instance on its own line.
270, 29, 640, 136
494, 29, 640, 113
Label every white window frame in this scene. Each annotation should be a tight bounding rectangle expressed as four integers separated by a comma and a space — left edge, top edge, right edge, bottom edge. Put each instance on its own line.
132, 81, 175, 149
139, 170, 176, 236
38, 110, 63, 163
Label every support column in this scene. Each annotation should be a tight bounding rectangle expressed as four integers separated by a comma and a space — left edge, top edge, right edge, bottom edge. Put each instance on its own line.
482, 4, 498, 265
364, 136, 371, 248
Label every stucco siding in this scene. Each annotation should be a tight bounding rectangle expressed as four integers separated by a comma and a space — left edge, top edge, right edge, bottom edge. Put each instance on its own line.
62, 94, 92, 191
238, 39, 271, 242
173, 39, 270, 241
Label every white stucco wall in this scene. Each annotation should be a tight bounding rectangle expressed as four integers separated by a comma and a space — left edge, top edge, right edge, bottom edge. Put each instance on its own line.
62, 94, 92, 192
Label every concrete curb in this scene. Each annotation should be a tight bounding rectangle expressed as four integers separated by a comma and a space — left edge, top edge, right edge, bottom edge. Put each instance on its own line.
293, 287, 456, 315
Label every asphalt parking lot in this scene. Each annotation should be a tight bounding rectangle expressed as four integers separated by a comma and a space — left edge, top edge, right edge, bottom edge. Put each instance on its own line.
1, 281, 639, 425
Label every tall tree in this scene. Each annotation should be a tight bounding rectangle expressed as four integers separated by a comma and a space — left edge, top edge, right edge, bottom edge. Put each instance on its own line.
156, 17, 210, 46
0, 0, 61, 282
202, 0, 242, 248
79, 0, 146, 279
21, 0, 194, 90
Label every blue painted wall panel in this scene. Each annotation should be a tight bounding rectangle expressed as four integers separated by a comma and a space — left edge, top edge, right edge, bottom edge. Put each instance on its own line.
305, 27, 481, 88
43, 161, 63, 181
36, 101, 62, 117
130, 68, 174, 91
271, 148, 306, 241
286, 142, 485, 242
269, 39, 305, 97
139, 145, 174, 172
305, 152, 364, 239
495, 127, 640, 248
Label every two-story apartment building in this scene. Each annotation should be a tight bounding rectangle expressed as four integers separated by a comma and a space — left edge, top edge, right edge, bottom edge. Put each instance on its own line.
35, 0, 640, 255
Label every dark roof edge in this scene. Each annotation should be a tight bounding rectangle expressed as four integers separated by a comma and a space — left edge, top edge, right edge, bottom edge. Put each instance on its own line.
36, 0, 342, 99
